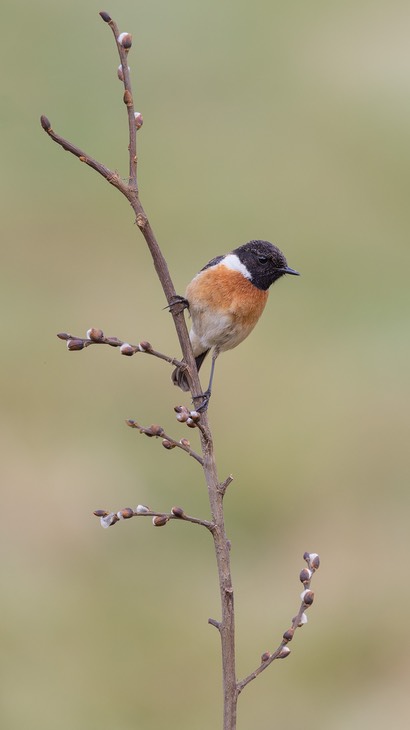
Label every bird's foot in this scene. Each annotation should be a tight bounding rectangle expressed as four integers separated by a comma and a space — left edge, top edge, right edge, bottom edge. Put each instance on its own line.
166, 295, 189, 314
193, 389, 211, 413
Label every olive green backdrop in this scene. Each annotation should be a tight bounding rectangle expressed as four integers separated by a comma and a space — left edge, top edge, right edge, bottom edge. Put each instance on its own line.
2, 1, 410, 728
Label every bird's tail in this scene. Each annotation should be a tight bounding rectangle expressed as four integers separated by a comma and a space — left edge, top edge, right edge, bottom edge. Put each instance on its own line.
171, 350, 209, 391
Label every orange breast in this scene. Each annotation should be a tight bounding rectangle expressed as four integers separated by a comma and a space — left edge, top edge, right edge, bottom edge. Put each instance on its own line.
186, 265, 269, 352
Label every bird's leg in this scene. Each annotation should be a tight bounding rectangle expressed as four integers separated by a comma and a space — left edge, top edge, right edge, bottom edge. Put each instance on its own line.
193, 348, 220, 412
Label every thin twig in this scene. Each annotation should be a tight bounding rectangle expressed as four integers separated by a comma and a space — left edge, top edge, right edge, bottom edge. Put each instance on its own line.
102, 14, 138, 189
94, 505, 215, 531
237, 553, 320, 694
125, 419, 204, 466
56, 329, 185, 369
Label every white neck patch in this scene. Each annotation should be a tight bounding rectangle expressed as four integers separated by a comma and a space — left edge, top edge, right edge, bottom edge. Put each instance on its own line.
221, 253, 252, 280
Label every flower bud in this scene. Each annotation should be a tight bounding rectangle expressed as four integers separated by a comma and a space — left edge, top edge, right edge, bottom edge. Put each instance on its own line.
117, 508, 134, 520
120, 343, 135, 356
99, 11, 112, 23
299, 568, 312, 584
93, 509, 109, 517
57, 332, 70, 340
162, 439, 175, 450
152, 515, 168, 527
300, 589, 314, 606
261, 651, 271, 662
179, 438, 190, 448
278, 646, 291, 659
67, 338, 84, 351
189, 410, 201, 422
117, 64, 130, 82
100, 512, 119, 528
304, 552, 320, 570
138, 341, 152, 352
186, 418, 197, 428
40, 115, 52, 132
144, 424, 164, 437
283, 628, 295, 642
136, 504, 150, 514
134, 112, 143, 129
171, 506, 185, 518
86, 328, 104, 342
298, 613, 308, 627
123, 89, 133, 107
117, 32, 132, 49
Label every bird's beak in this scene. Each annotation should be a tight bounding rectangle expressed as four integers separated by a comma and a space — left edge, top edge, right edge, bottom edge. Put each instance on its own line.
283, 267, 300, 276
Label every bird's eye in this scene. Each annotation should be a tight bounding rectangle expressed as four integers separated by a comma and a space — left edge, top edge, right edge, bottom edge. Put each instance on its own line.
257, 255, 269, 265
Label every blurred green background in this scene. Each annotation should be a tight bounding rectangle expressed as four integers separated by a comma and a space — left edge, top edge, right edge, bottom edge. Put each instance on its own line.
2, 0, 410, 728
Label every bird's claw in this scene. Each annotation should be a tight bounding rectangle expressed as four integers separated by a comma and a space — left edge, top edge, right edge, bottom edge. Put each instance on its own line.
193, 389, 211, 413
166, 295, 189, 313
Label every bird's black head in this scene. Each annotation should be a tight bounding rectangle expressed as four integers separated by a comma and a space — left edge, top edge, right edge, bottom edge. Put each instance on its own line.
232, 240, 299, 291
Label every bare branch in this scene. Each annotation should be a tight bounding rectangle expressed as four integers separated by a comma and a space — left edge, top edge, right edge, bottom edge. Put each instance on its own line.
219, 475, 234, 495
94, 505, 215, 532
125, 419, 204, 466
237, 553, 320, 694
57, 329, 185, 369
99, 11, 137, 188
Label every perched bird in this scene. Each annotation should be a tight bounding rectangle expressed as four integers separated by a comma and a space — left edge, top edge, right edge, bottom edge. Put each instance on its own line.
171, 239, 299, 409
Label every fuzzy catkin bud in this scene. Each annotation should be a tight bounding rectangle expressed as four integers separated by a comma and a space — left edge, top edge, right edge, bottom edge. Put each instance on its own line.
100, 512, 119, 528
93, 509, 109, 518
298, 613, 308, 627
117, 32, 132, 49
117, 64, 130, 82
67, 338, 84, 351
144, 424, 164, 437
152, 515, 168, 527
299, 568, 312, 584
136, 504, 150, 514
134, 112, 143, 129
162, 439, 175, 450
120, 343, 135, 356
171, 506, 185, 518
123, 90, 133, 107
117, 508, 134, 520
87, 328, 104, 342
304, 552, 320, 570
301, 589, 315, 606
283, 628, 295, 642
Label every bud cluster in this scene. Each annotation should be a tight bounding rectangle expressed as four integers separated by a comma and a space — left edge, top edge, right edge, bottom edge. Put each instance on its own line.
174, 405, 201, 429
266, 550, 320, 666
